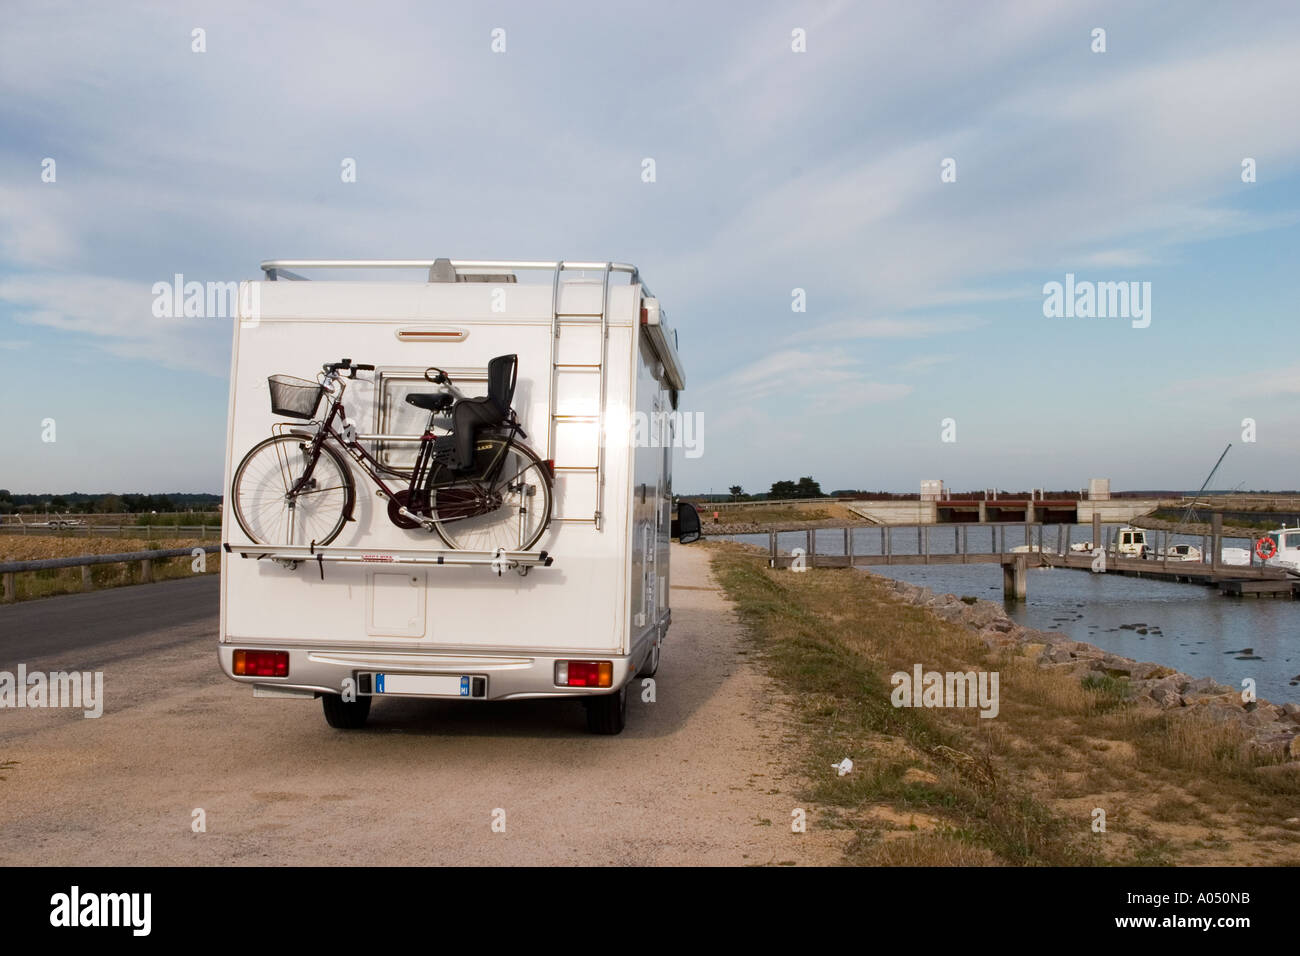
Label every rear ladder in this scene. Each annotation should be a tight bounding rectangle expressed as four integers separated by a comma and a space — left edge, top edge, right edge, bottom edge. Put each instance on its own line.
547, 264, 612, 529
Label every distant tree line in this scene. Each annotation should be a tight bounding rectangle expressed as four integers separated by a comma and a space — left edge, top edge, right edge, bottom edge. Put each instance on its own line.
682, 485, 1300, 504
0, 490, 222, 515
768, 477, 824, 500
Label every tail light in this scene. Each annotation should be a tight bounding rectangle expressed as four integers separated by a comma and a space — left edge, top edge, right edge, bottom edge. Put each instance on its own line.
555, 660, 612, 688
233, 649, 289, 677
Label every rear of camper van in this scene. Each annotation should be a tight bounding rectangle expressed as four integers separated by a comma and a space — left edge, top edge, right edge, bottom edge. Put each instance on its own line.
219, 259, 685, 734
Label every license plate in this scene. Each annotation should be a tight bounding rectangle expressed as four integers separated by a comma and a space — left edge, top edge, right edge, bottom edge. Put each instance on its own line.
374, 673, 470, 697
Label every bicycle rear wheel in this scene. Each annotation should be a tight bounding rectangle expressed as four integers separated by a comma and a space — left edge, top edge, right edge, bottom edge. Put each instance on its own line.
232, 435, 354, 546
425, 436, 552, 551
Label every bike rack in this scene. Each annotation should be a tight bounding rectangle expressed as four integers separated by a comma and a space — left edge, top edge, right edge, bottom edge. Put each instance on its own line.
223, 542, 554, 577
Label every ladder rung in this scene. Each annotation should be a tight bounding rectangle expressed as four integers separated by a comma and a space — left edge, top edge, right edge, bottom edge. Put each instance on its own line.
555, 363, 601, 369
553, 465, 598, 472
555, 313, 603, 319
552, 414, 597, 423
552, 516, 598, 523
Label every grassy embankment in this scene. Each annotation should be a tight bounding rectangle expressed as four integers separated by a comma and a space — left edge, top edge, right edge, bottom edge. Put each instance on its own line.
708, 541, 1300, 866
0, 535, 218, 602
698, 501, 866, 527
1135, 508, 1287, 537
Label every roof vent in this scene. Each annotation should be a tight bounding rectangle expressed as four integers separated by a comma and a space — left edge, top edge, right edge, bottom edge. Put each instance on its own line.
428, 258, 517, 283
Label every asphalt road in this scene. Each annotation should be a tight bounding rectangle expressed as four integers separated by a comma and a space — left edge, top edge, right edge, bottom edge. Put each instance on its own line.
0, 547, 841, 865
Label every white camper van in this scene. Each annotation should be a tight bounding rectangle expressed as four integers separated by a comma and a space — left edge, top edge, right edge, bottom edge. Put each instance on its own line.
219, 258, 687, 734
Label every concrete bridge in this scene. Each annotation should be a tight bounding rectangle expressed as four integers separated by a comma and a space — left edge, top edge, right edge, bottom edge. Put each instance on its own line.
847, 497, 1173, 526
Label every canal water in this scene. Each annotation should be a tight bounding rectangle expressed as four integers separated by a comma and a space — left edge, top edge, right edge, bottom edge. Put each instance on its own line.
730, 524, 1300, 705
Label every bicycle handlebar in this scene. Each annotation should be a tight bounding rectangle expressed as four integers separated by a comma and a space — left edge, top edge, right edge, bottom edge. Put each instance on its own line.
423, 366, 467, 401
323, 359, 376, 379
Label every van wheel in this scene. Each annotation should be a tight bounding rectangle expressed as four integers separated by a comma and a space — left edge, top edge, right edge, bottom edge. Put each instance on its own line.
584, 685, 627, 735
635, 641, 660, 679
322, 693, 371, 729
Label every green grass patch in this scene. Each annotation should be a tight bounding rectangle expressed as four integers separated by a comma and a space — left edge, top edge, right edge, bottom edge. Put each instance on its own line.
710, 546, 1098, 866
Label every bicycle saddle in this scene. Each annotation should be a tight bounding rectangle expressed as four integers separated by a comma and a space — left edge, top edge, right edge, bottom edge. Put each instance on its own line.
405, 391, 455, 412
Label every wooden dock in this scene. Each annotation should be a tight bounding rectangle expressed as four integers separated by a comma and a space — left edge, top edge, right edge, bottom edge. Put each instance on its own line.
764, 519, 1297, 600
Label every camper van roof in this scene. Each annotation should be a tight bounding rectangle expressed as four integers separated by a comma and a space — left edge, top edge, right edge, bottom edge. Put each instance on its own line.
260, 258, 647, 289
259, 258, 683, 390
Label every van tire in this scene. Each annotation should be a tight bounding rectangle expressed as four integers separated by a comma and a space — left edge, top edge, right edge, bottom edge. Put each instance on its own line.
584, 685, 627, 735
322, 693, 371, 729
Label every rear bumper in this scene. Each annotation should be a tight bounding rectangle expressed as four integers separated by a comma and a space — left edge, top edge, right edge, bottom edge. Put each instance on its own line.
218, 645, 637, 701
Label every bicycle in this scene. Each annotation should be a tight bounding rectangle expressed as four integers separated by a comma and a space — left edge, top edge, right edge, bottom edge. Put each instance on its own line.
230, 355, 553, 552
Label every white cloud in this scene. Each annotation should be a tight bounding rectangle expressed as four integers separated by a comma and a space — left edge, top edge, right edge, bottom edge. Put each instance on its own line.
898, 353, 955, 373
789, 315, 984, 345
0, 274, 230, 376
702, 347, 911, 409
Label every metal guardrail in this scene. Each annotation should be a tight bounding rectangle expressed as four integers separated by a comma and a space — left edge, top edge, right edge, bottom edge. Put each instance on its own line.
0, 545, 221, 601
0, 524, 219, 537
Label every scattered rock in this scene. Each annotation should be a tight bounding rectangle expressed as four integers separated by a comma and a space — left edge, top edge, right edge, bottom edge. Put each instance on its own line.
872, 577, 1299, 762
1125, 661, 1167, 681
1148, 678, 1183, 709
1183, 676, 1234, 696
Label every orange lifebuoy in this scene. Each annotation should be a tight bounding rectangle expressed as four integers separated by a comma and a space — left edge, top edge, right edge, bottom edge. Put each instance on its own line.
1255, 536, 1278, 561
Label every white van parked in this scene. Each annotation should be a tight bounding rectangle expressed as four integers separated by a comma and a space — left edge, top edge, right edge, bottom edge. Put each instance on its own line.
1113, 526, 1152, 559
219, 259, 688, 734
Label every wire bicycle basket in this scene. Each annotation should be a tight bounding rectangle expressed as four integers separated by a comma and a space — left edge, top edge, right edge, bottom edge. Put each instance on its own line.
267, 375, 325, 420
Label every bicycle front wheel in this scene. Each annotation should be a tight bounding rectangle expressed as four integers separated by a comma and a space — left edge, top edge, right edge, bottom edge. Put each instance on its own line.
232, 435, 354, 546
425, 436, 552, 551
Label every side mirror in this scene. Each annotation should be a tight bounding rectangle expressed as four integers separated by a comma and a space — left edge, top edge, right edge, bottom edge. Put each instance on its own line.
673, 501, 702, 544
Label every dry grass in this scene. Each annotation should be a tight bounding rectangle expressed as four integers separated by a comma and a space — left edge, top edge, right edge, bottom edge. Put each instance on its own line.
0, 535, 218, 602
703, 502, 866, 526
707, 540, 1300, 866
850, 831, 1004, 866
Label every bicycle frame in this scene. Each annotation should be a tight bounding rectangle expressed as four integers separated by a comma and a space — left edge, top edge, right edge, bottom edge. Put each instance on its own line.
286, 375, 526, 528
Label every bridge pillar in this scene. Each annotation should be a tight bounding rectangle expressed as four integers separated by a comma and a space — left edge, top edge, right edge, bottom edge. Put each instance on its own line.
1211, 513, 1222, 572
978, 501, 987, 523
1002, 555, 1028, 602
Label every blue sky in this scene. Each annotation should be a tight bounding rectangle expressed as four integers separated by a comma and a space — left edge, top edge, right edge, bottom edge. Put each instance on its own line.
2, 1, 1298, 496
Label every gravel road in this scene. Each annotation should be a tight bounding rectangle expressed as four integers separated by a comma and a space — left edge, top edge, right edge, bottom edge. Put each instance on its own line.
0, 545, 842, 865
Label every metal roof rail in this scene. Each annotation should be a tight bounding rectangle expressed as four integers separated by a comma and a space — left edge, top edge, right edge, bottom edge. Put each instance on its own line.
259, 259, 645, 290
